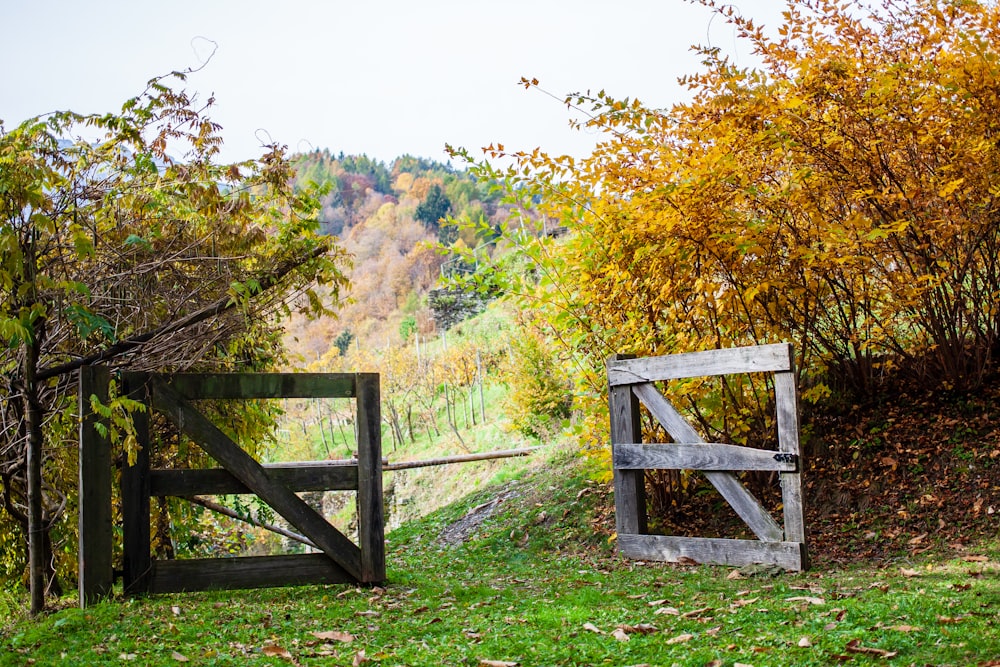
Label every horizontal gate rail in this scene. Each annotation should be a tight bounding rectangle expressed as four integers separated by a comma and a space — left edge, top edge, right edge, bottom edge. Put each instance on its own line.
149, 461, 360, 496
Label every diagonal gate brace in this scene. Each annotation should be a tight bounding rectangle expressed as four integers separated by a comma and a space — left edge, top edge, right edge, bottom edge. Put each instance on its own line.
150, 378, 363, 581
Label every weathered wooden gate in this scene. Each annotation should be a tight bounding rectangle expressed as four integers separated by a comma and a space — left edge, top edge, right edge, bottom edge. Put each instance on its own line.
78, 368, 384, 606
608, 343, 807, 571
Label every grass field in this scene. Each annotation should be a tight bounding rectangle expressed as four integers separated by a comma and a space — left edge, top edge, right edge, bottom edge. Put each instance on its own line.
3, 450, 999, 666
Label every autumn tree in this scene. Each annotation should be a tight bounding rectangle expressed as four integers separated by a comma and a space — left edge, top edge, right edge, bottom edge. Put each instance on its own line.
0, 72, 347, 613
451, 0, 1000, 482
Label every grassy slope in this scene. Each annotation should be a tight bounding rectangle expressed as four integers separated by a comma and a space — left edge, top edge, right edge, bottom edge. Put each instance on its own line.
3, 448, 999, 667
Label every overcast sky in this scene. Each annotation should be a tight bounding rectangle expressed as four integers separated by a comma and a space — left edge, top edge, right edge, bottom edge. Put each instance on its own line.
1, 0, 785, 166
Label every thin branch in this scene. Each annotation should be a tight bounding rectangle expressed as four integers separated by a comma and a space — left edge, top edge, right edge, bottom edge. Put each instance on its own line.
36, 242, 330, 382
184, 495, 316, 549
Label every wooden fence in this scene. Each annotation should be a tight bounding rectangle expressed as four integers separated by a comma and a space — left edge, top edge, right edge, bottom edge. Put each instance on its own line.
608, 343, 807, 571
78, 369, 384, 607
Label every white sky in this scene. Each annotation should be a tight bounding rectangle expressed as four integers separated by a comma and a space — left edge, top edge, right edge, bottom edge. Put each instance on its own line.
0, 0, 785, 166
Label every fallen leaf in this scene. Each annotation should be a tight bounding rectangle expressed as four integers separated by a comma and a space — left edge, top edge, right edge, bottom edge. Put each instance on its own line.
682, 606, 712, 618
938, 616, 966, 624
171, 652, 189, 663
963, 555, 989, 562
787, 596, 825, 605
479, 661, 518, 667
118, 653, 137, 661
798, 637, 812, 647
618, 623, 657, 635
583, 622, 603, 634
647, 598, 668, 607
353, 649, 369, 666
666, 633, 694, 645
890, 625, 920, 632
726, 569, 744, 580
731, 597, 760, 608
900, 567, 920, 577
262, 645, 292, 659
612, 628, 630, 642
908, 533, 927, 545
311, 630, 354, 643
170, 606, 181, 616
845, 639, 897, 658
654, 606, 680, 616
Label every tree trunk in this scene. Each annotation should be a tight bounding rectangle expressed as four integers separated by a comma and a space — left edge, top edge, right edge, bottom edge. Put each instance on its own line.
23, 330, 45, 615
406, 405, 415, 444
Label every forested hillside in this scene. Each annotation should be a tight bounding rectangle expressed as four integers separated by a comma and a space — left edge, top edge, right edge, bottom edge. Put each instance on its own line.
283, 150, 507, 363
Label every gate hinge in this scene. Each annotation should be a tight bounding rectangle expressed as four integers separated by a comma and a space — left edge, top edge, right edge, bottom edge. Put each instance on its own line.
773, 452, 798, 465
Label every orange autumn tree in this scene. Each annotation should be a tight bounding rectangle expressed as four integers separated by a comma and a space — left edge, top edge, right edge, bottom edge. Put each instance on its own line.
453, 0, 1000, 459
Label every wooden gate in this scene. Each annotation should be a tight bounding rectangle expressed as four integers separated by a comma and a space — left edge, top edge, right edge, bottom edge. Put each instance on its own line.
608, 343, 807, 571
78, 369, 384, 606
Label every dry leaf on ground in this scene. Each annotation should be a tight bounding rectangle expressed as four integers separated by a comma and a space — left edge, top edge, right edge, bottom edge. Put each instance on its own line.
845, 640, 898, 658
787, 596, 825, 605
171, 652, 189, 662
890, 625, 920, 632
262, 645, 292, 659
310, 631, 354, 643
666, 633, 694, 645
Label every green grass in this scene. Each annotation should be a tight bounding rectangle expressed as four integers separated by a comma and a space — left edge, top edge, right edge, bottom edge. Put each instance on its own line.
4, 452, 999, 666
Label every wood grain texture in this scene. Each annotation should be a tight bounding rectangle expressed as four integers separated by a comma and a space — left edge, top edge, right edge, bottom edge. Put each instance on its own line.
608, 343, 793, 386
618, 534, 805, 571
775, 370, 807, 550
355, 373, 386, 583
120, 373, 152, 595
149, 378, 363, 582
78, 366, 112, 607
165, 373, 356, 399
148, 554, 355, 593
632, 383, 784, 542
613, 443, 796, 472
609, 354, 647, 536
149, 463, 359, 496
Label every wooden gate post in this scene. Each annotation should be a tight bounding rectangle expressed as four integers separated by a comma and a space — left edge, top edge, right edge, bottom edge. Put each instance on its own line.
609, 354, 646, 536
78, 366, 112, 607
355, 373, 385, 583
120, 372, 152, 595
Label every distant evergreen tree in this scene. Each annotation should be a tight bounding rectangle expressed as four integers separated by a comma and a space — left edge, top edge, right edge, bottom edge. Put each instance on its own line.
415, 184, 451, 228
334, 330, 355, 355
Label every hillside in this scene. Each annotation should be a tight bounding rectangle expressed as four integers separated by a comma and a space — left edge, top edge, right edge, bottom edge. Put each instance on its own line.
283, 150, 507, 367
